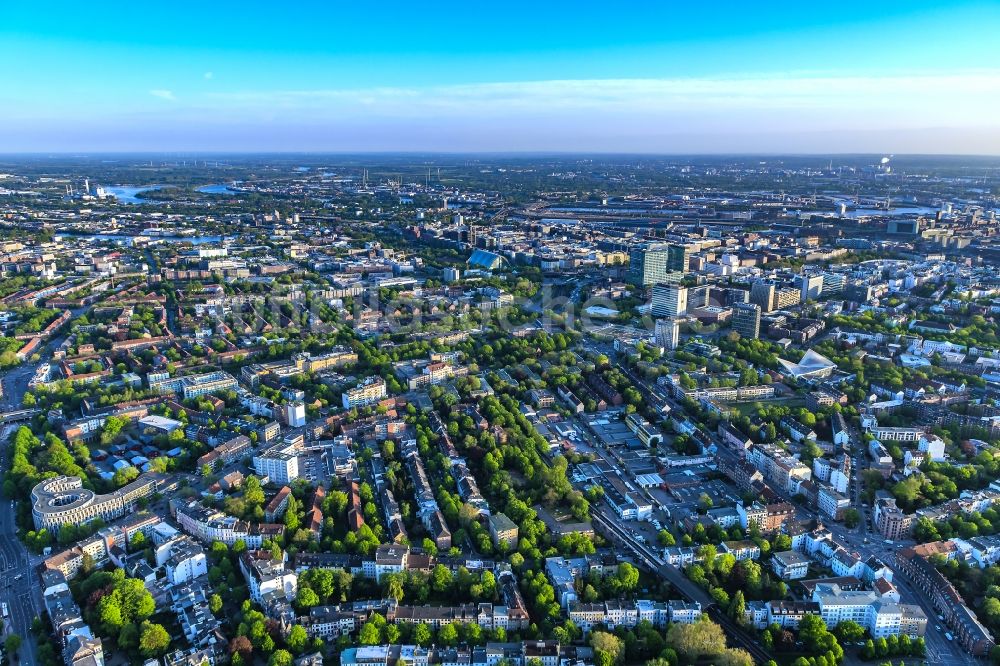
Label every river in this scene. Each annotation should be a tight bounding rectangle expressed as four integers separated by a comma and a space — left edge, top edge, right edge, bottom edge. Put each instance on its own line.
101, 185, 166, 204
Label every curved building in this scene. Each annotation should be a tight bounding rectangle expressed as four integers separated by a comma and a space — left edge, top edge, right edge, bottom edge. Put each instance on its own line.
32, 474, 163, 532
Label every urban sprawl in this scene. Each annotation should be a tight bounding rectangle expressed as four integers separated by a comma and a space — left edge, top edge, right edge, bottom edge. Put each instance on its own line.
1, 155, 1000, 666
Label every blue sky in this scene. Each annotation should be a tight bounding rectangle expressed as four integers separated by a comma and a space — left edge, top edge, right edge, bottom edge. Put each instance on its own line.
3, 1, 999, 153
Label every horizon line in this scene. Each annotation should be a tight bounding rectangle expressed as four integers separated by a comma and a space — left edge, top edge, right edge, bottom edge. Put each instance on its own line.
4, 150, 1000, 158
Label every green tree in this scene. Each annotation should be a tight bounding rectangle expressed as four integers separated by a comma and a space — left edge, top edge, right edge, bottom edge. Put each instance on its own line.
612, 562, 640, 594
383, 624, 402, 644
835, 620, 865, 641
269, 650, 294, 666
296, 586, 320, 610
138, 621, 171, 657
432, 564, 453, 594
728, 590, 747, 623
798, 614, 837, 653
591, 631, 624, 666
119, 622, 140, 652
97, 596, 124, 633
413, 623, 432, 646
130, 530, 147, 551
359, 620, 382, 645
120, 578, 156, 621
101, 415, 128, 445
4, 634, 22, 656
464, 622, 483, 645
287, 625, 308, 654
244, 475, 265, 506
843, 508, 861, 529
384, 572, 405, 602
714, 649, 754, 666
439, 622, 459, 646
665, 617, 727, 660
113, 465, 140, 487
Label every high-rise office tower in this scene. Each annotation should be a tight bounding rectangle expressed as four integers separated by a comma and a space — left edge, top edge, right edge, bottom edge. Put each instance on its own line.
688, 285, 711, 309
775, 287, 801, 310
733, 302, 761, 340
651, 284, 688, 317
665, 243, 690, 273
628, 243, 689, 285
821, 272, 847, 296
750, 280, 776, 313
727, 288, 750, 305
799, 274, 824, 302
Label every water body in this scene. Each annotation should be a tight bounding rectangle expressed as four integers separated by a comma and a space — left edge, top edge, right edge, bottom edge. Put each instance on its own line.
197, 183, 238, 194
102, 185, 165, 204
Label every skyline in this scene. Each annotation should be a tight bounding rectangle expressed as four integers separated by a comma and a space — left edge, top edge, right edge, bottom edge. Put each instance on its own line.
4, 1, 1000, 153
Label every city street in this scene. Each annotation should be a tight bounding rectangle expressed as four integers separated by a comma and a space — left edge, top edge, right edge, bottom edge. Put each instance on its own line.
0, 325, 78, 665
0, 422, 42, 666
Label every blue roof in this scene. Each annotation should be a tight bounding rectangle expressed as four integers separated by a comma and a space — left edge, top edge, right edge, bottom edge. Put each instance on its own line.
468, 249, 505, 268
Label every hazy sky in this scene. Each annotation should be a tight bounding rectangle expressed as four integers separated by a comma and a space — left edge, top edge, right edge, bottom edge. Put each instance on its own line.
3, 0, 1000, 153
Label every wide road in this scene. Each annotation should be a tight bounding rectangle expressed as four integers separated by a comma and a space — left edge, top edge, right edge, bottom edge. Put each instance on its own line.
2, 352, 47, 666
0, 312, 84, 665
0, 423, 42, 666
881, 550, 979, 666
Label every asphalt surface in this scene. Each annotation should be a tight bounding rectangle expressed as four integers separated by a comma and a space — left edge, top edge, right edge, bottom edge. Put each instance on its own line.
0, 315, 83, 665
1, 373, 44, 665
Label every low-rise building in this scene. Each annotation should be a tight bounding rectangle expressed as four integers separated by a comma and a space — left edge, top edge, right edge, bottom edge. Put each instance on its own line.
771, 550, 810, 580
487, 513, 519, 550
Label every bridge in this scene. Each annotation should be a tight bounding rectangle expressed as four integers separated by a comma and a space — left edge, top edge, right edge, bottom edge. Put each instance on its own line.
0, 409, 40, 425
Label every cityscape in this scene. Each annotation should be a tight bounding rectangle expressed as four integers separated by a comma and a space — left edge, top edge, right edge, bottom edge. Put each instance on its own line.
4, 3, 1000, 666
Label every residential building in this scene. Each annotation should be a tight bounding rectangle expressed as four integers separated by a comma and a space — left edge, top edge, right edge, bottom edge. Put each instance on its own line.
197, 434, 251, 471
163, 537, 208, 585
720, 540, 761, 561
31, 473, 166, 532
487, 513, 519, 550
771, 550, 810, 580
897, 550, 992, 655
343, 377, 388, 409
625, 412, 662, 446
800, 274, 824, 302
285, 401, 307, 428
254, 441, 300, 485
874, 497, 913, 540
240, 550, 298, 608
